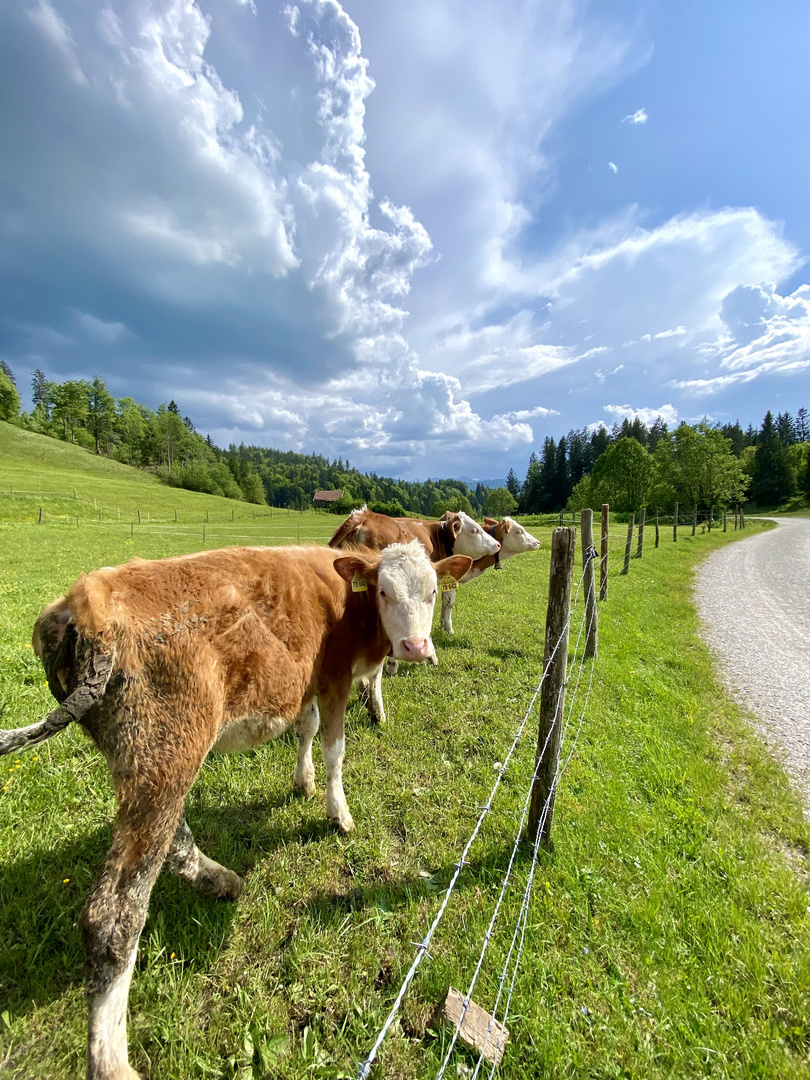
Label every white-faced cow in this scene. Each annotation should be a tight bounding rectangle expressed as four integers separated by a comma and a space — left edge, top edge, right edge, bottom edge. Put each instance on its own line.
328, 507, 501, 722
0, 540, 471, 1080
438, 515, 541, 634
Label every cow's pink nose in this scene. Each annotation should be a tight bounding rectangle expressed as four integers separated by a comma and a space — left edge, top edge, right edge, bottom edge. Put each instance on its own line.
400, 637, 429, 659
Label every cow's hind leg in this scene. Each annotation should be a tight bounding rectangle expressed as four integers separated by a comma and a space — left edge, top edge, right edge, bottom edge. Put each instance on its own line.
81, 793, 187, 1080
293, 699, 319, 797
165, 817, 243, 899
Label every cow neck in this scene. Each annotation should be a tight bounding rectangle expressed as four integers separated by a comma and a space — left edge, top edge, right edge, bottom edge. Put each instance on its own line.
487, 524, 502, 569
438, 520, 455, 558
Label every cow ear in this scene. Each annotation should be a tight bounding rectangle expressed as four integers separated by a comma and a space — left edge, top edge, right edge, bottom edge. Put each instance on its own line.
502, 518, 512, 533
449, 515, 462, 539
483, 517, 498, 526
434, 555, 472, 582
333, 554, 379, 587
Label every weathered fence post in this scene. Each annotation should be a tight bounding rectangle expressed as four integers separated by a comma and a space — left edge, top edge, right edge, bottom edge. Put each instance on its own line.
636, 508, 646, 558
581, 510, 597, 658
232, 509, 234, 521
740, 507, 746, 529
692, 505, 697, 536
621, 514, 634, 575
73, 488, 77, 500
137, 509, 141, 523
130, 523, 134, 538
599, 504, 609, 601
203, 524, 206, 543
206, 508, 209, 523
558, 511, 564, 527
38, 507, 43, 524
723, 507, 727, 532
528, 527, 576, 847
655, 508, 660, 548
673, 502, 679, 542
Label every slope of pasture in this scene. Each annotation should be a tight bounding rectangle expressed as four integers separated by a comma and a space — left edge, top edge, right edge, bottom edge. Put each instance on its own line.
0, 510, 808, 1077
0, 422, 329, 533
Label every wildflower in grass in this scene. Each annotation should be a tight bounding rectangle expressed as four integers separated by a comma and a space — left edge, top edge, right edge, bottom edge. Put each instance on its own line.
63, 878, 70, 884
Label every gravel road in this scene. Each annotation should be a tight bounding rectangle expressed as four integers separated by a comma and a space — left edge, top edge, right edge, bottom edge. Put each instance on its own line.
694, 516, 810, 814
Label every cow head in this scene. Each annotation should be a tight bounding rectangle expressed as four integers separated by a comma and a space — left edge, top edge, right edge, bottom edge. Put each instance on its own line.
444, 512, 501, 559
334, 540, 471, 661
484, 516, 540, 556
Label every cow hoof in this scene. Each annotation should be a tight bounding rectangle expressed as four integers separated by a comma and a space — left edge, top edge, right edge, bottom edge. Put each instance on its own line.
328, 814, 355, 834
197, 867, 244, 901
293, 779, 317, 799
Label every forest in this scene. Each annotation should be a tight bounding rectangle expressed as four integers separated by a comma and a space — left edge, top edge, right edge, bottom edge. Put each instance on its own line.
0, 361, 807, 516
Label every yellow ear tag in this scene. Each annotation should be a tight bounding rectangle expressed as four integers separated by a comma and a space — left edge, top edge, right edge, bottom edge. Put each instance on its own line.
440, 575, 458, 592
351, 571, 368, 592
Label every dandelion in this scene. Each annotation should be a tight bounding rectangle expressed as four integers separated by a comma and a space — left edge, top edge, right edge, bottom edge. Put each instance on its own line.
170, 952, 176, 960
63, 878, 70, 884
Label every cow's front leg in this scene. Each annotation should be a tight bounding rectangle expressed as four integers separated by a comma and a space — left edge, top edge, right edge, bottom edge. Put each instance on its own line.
293, 700, 319, 798
165, 817, 243, 900
359, 663, 386, 724
319, 684, 354, 833
440, 588, 456, 635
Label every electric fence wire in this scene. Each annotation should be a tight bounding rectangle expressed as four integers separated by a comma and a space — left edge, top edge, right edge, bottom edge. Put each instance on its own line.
357, 562, 591, 1080
436, 562, 599, 1078
469, 581, 600, 1078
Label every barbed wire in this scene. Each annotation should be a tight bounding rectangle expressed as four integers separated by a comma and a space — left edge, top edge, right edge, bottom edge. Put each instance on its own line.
357, 560, 592, 1080
438, 568, 599, 1078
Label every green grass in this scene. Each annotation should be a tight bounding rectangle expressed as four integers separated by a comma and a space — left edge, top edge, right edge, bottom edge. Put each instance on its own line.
0, 440, 808, 1079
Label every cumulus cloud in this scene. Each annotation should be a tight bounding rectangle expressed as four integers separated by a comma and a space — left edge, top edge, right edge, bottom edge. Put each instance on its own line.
622, 107, 647, 124
602, 403, 679, 426
608, 161, 619, 173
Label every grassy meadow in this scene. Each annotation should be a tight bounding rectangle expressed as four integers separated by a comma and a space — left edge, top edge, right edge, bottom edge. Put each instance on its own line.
0, 424, 808, 1079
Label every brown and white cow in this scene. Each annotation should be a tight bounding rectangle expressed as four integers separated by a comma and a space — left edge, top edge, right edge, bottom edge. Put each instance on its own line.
0, 540, 471, 1080
438, 515, 541, 634
328, 507, 500, 722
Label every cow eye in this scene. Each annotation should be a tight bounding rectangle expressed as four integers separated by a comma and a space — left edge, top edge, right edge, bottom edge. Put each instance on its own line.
379, 589, 387, 599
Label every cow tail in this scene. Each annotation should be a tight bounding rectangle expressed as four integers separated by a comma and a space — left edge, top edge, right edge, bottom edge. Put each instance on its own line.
0, 637, 114, 757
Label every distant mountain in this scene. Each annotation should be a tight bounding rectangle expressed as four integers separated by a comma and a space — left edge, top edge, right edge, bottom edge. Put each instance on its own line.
454, 476, 507, 489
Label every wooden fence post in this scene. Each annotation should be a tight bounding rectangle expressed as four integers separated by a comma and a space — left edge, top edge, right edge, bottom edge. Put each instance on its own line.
673, 502, 678, 542
528, 527, 576, 847
206, 508, 209, 523
175, 509, 178, 522
38, 507, 43, 524
636, 508, 646, 558
655, 508, 660, 548
740, 507, 746, 529
137, 509, 141, 523
599, 504, 609, 601
558, 511, 564, 527
581, 510, 597, 659
692, 505, 697, 536
621, 514, 634, 575
131, 523, 134, 538
203, 524, 206, 543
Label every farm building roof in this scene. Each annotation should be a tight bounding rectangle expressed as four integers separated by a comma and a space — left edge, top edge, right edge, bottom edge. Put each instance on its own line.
313, 489, 344, 502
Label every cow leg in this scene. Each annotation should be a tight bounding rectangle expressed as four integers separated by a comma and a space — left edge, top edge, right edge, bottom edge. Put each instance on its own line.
293, 699, 319, 797
440, 589, 456, 635
164, 817, 243, 900
358, 663, 386, 725
81, 794, 187, 1080
319, 686, 354, 833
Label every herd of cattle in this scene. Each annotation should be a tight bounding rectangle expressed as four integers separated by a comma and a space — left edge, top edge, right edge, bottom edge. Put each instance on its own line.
0, 507, 540, 1080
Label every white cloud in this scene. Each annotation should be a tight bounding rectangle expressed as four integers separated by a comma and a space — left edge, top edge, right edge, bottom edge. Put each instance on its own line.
622, 107, 647, 124
603, 403, 679, 426
28, 0, 88, 85
608, 161, 618, 173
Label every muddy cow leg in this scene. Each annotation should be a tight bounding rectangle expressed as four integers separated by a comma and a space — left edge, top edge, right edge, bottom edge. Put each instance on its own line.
319, 682, 354, 833
165, 817, 243, 900
358, 663, 386, 725
81, 792, 186, 1080
293, 699, 319, 798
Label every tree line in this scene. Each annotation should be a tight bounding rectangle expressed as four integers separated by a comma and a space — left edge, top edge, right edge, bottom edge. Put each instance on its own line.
0, 361, 806, 516
0, 363, 497, 515
512, 410, 810, 515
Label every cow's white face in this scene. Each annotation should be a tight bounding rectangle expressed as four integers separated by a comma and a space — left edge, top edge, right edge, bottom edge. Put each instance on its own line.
501, 517, 540, 556
375, 540, 439, 662
453, 513, 501, 559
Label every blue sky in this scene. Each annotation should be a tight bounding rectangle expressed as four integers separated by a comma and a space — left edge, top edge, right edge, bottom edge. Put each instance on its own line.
1, 0, 808, 480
